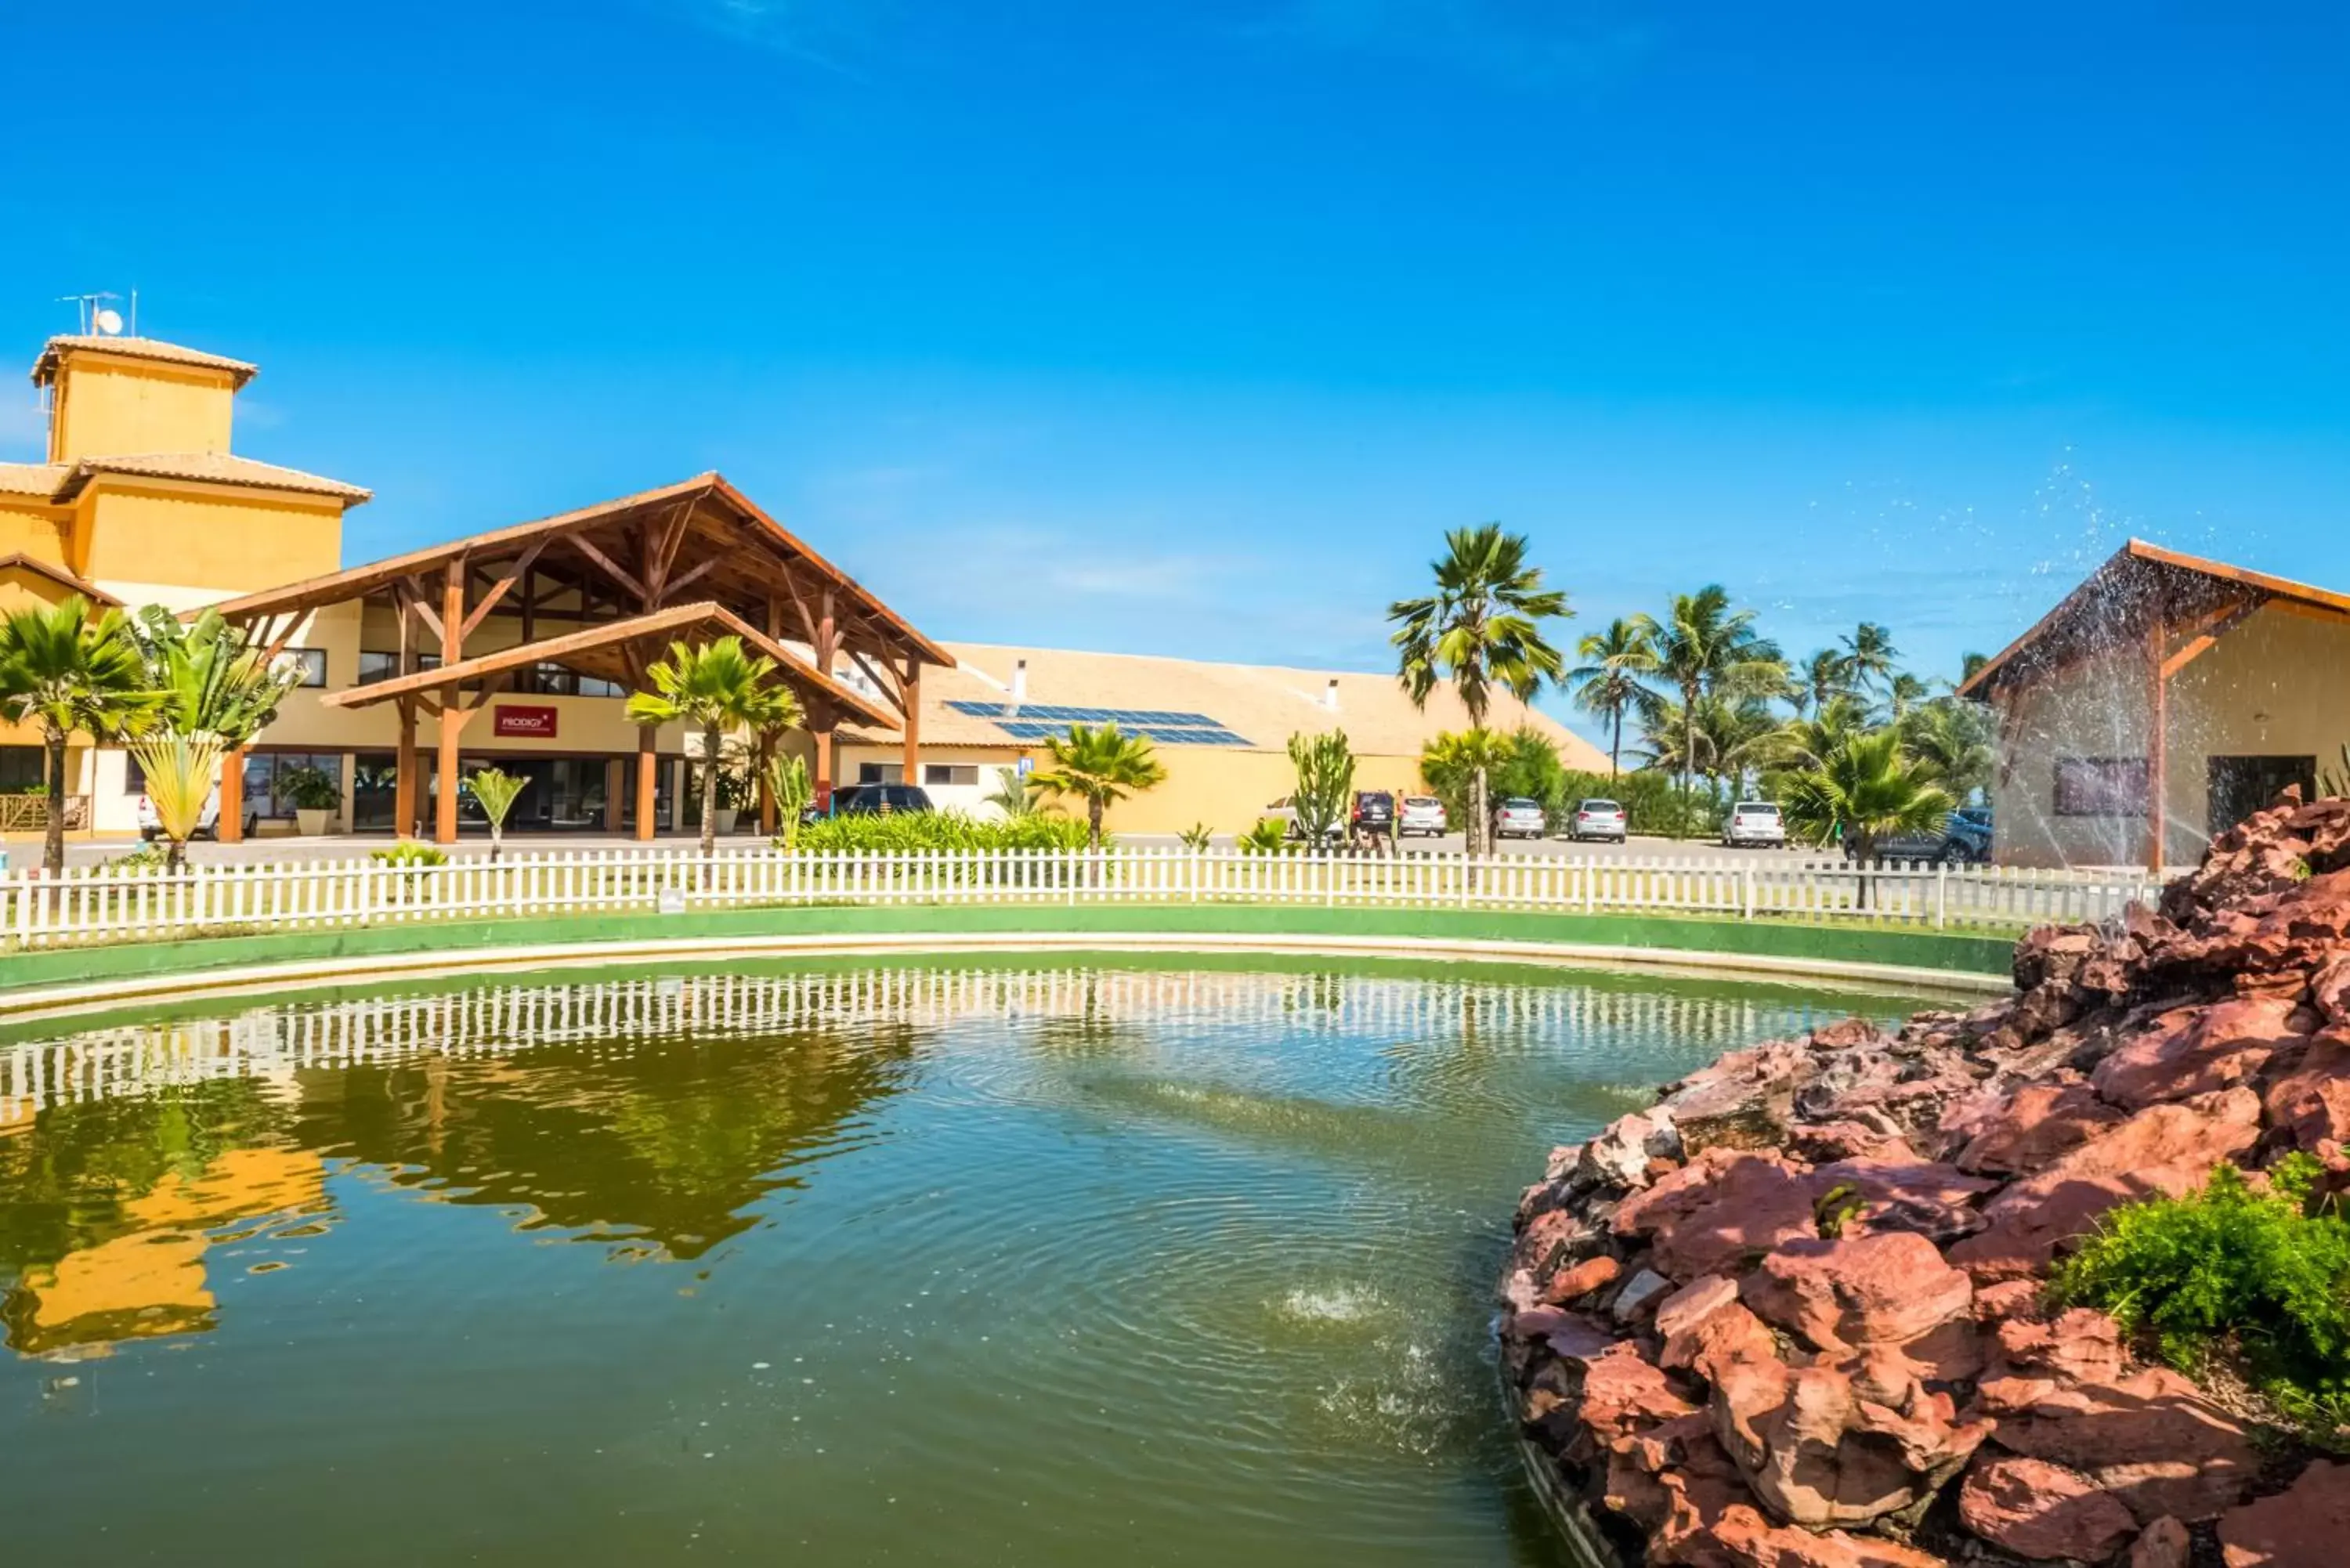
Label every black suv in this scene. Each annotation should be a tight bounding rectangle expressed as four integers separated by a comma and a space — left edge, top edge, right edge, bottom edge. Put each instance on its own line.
1350, 790, 1396, 836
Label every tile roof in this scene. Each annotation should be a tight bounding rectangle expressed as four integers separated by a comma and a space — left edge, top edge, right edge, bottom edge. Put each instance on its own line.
843, 639, 1611, 768
31, 336, 259, 388
0, 461, 67, 497
0, 553, 122, 605
52, 451, 371, 504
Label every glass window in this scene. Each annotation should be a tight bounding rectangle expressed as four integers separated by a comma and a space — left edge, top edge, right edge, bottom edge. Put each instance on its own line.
858, 763, 905, 785
357, 652, 439, 686
0, 745, 44, 793
924, 764, 978, 787
284, 648, 328, 688
246, 753, 346, 818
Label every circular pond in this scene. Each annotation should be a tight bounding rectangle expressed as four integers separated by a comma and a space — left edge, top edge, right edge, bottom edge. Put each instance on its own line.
0, 956, 1940, 1566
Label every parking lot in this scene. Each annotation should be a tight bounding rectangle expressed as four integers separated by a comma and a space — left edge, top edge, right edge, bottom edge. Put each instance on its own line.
22, 827, 1833, 871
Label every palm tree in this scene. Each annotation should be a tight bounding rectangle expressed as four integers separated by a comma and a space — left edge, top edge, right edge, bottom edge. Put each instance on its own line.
1029, 722, 1166, 851
1840, 623, 1900, 702
1792, 649, 1853, 717
1764, 693, 1873, 772
625, 636, 802, 860
125, 605, 305, 863
1418, 728, 1513, 826
1901, 699, 1995, 804
132, 606, 302, 742
1565, 617, 1659, 777
983, 765, 1043, 821
1649, 586, 1783, 803
0, 597, 159, 876
1886, 671, 1931, 720
1778, 728, 1955, 901
1389, 523, 1570, 856
467, 767, 530, 862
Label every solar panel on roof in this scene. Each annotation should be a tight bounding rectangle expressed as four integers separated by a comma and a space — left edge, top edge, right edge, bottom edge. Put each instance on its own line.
950, 695, 1245, 744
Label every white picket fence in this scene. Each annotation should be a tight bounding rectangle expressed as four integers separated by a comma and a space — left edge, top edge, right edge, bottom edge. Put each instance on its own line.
0, 845, 2165, 952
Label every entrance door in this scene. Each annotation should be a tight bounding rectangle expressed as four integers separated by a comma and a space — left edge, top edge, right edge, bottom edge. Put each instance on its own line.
2208, 755, 2316, 836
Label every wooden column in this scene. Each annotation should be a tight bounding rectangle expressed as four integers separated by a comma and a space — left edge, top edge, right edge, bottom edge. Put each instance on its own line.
900, 659, 921, 789
812, 723, 835, 810
395, 699, 418, 837
635, 724, 659, 841
432, 706, 480, 846
2146, 606, 2168, 873
219, 746, 246, 844
436, 558, 468, 846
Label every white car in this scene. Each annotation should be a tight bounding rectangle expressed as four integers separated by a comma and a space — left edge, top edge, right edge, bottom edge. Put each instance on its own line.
1398, 795, 1448, 836
137, 786, 251, 841
1723, 800, 1786, 848
1571, 798, 1628, 844
1264, 795, 1343, 842
1491, 797, 1547, 841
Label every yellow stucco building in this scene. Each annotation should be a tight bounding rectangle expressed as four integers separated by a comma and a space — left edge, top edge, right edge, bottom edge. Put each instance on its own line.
2, 327, 1603, 844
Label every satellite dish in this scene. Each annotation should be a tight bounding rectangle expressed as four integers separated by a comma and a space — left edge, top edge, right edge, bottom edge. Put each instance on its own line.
92, 308, 125, 335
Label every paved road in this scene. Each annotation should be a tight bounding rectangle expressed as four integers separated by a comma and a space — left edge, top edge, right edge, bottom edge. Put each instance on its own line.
28, 829, 1828, 871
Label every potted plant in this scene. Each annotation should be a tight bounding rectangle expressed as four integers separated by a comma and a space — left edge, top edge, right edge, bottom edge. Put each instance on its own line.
278, 762, 342, 836
713, 749, 757, 836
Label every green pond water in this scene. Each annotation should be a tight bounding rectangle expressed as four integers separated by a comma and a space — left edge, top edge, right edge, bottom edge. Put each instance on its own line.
0, 956, 1936, 1566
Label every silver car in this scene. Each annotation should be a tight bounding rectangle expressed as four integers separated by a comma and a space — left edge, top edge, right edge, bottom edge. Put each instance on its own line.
1723, 800, 1786, 848
1491, 797, 1547, 841
1398, 794, 1448, 836
1571, 798, 1628, 844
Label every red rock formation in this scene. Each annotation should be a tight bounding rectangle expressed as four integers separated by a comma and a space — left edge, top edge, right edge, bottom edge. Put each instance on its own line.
1499, 789, 2350, 1567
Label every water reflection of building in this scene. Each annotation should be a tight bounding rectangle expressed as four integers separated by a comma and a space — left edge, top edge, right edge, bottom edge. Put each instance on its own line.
4, 966, 1825, 1125
3, 1146, 327, 1360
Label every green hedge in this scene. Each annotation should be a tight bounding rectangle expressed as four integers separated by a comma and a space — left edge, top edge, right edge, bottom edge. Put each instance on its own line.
793, 809, 1091, 854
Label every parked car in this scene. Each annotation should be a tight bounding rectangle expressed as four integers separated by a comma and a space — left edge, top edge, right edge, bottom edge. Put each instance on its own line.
1492, 797, 1547, 841
137, 786, 256, 841
1264, 794, 1343, 841
1350, 790, 1395, 838
1398, 794, 1448, 837
1845, 808, 1990, 865
1570, 798, 1628, 844
1722, 800, 1786, 848
820, 782, 936, 818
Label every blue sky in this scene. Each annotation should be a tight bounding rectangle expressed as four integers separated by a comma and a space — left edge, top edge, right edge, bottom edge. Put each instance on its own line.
5, 2, 2346, 742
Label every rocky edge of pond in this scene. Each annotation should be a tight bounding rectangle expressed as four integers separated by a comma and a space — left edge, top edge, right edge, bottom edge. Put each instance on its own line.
1499, 792, 2350, 1568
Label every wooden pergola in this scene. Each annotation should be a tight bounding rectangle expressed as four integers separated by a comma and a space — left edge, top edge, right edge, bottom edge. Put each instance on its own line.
1960, 540, 2350, 866
204, 473, 953, 844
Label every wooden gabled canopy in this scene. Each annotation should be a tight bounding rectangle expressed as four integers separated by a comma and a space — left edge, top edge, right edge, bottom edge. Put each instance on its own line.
1961, 540, 2350, 869
1960, 540, 2350, 702
204, 471, 952, 703
200, 472, 946, 847
319, 602, 899, 730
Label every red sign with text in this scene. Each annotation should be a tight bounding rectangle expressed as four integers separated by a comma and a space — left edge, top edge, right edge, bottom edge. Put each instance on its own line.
494, 704, 559, 739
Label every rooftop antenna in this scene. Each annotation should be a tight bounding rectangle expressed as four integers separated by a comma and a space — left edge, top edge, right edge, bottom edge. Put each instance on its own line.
56, 291, 123, 334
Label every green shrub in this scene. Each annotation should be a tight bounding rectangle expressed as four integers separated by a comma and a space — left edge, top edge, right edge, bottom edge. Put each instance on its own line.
793, 808, 1091, 856
370, 841, 449, 869
1177, 822, 1215, 851
105, 840, 172, 875
2055, 1157, 2350, 1433
1237, 818, 1288, 855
